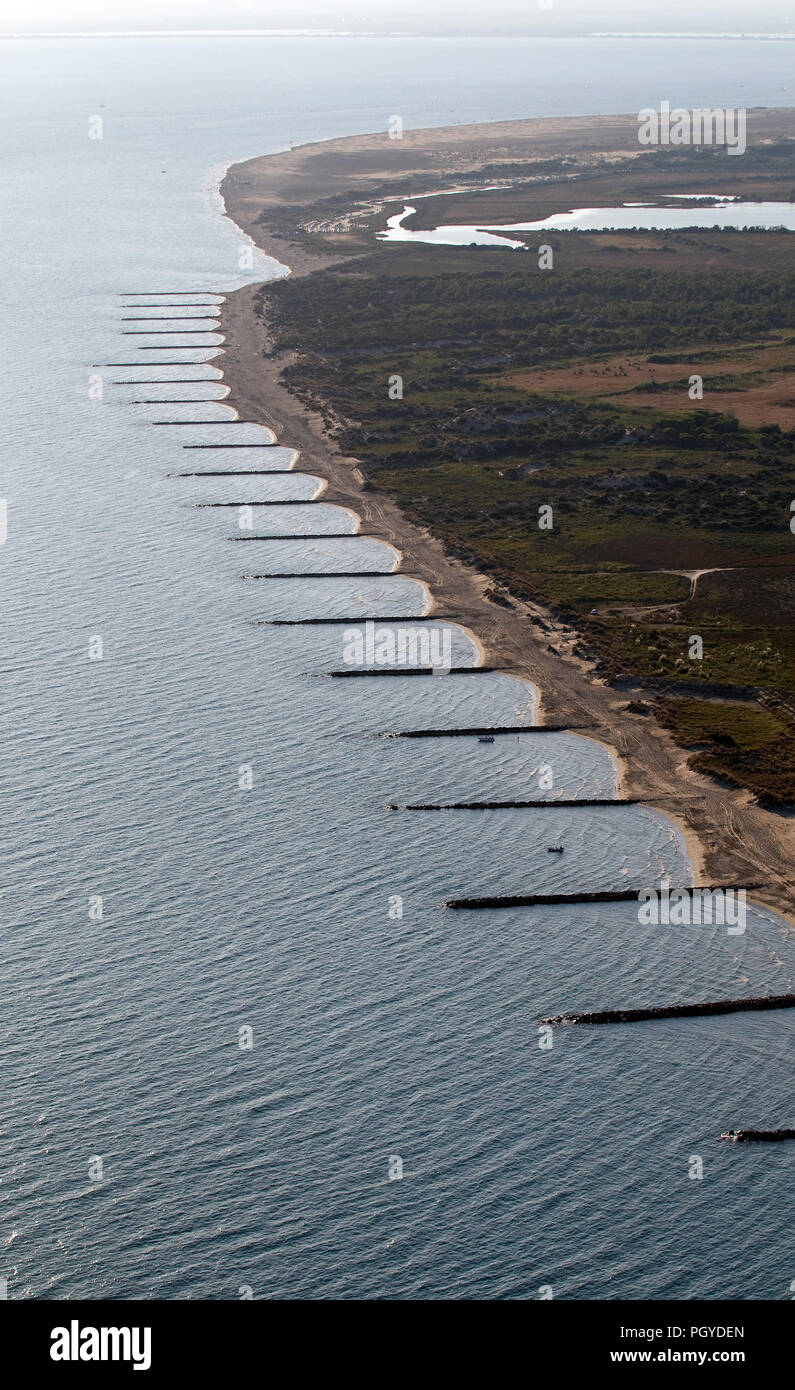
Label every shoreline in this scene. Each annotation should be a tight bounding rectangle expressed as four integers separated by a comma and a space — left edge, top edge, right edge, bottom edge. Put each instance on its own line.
217, 112, 794, 926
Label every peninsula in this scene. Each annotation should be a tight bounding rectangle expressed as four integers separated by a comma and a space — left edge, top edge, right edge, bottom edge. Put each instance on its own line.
219, 110, 795, 922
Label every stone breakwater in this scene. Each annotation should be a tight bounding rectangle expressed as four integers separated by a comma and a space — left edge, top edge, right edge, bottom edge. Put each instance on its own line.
542, 993, 795, 1026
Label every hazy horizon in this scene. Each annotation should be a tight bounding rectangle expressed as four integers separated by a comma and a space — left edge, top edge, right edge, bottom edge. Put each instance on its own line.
2, 0, 794, 37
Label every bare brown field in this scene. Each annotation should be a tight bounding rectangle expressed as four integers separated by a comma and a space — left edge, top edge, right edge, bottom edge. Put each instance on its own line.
501, 341, 795, 428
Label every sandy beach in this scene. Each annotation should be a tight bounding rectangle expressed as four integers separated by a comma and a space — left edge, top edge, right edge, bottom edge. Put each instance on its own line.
218, 112, 794, 923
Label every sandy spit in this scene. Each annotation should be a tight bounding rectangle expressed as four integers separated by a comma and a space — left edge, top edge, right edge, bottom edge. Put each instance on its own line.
217, 112, 795, 926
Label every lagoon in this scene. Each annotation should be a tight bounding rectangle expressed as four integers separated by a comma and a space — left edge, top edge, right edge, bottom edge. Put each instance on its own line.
380, 198, 795, 248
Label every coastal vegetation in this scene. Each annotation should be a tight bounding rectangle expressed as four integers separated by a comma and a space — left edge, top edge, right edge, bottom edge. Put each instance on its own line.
251, 142, 795, 803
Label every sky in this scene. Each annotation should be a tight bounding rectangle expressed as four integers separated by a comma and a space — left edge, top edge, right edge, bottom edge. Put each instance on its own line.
0, 0, 792, 34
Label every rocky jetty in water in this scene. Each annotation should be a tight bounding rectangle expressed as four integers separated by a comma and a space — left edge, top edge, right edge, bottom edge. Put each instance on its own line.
719, 1129, 795, 1143
542, 993, 795, 1026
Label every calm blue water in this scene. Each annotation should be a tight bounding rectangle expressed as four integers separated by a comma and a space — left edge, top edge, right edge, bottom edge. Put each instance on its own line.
0, 35, 792, 1301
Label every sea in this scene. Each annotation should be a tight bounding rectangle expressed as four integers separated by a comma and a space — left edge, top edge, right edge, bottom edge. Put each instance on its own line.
0, 33, 793, 1300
